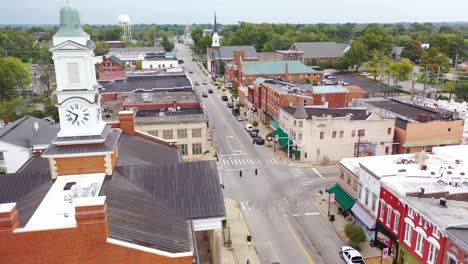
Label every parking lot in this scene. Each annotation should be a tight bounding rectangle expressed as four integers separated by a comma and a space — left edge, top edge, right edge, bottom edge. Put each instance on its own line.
326, 72, 398, 97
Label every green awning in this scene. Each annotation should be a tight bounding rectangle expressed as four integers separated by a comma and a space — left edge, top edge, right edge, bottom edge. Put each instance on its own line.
403, 139, 460, 148
270, 120, 279, 130
328, 184, 355, 210
291, 149, 301, 155
273, 127, 292, 148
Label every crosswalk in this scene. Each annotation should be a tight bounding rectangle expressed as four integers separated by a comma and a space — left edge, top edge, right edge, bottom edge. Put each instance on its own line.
289, 167, 316, 186
218, 158, 279, 169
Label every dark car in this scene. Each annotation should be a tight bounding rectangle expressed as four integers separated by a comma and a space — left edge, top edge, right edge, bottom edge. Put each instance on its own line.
255, 137, 265, 145
221, 95, 229, 101
202, 92, 208, 97
232, 108, 240, 116
227, 102, 234, 108
249, 131, 259, 138
208, 89, 213, 93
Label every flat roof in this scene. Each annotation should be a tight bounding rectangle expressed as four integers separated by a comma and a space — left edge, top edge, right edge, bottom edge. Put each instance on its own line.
282, 107, 371, 120
99, 73, 192, 93
135, 108, 207, 124
367, 99, 456, 122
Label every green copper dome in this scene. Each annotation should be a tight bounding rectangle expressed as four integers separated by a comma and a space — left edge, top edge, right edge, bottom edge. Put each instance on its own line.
55, 3, 89, 38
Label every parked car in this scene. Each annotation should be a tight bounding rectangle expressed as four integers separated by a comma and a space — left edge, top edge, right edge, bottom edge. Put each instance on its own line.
225, 83, 233, 88
244, 124, 253, 132
338, 81, 349, 86
194, 81, 200, 86
236, 116, 244, 121
227, 102, 234, 108
249, 131, 259, 138
202, 92, 208, 97
202, 80, 208, 85
221, 95, 229, 101
323, 80, 335, 85
326, 75, 337, 79
359, 71, 370, 76
339, 246, 366, 264
189, 70, 193, 74
208, 88, 213, 93
232, 108, 240, 116
254, 137, 264, 145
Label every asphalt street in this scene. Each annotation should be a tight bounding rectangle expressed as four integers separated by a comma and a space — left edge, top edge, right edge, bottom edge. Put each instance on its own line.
176, 43, 345, 264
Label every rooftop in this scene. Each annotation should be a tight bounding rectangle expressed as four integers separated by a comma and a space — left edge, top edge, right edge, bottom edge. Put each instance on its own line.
207, 45, 258, 60
243, 60, 317, 75
310, 85, 349, 94
282, 107, 371, 121
366, 98, 457, 122
0, 116, 56, 148
99, 73, 192, 93
109, 47, 165, 55
135, 108, 207, 124
291, 42, 350, 59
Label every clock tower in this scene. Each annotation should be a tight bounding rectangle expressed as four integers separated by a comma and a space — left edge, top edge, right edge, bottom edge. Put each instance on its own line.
51, 2, 105, 139
43, 3, 121, 179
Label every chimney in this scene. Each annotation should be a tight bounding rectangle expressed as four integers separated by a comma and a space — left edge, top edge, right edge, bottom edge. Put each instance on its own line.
33, 121, 39, 132
0, 203, 19, 231
439, 198, 447, 207
419, 188, 425, 198
233, 50, 245, 68
118, 110, 136, 135
75, 197, 107, 225
3, 115, 8, 125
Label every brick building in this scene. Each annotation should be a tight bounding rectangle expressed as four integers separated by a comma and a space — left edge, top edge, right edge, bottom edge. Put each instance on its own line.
355, 98, 464, 154
0, 4, 225, 263
97, 55, 125, 74
224, 50, 321, 90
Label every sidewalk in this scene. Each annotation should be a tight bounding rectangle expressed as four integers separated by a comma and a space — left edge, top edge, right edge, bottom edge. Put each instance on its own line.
221, 198, 261, 264
311, 195, 393, 264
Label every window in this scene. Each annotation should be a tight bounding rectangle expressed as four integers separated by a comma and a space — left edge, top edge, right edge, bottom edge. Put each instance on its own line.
163, 130, 173, 139
379, 202, 385, 220
448, 255, 456, 264
321, 96, 326, 102
192, 143, 202, 155
294, 120, 297, 126
353, 179, 358, 191
358, 183, 362, 199
67, 63, 80, 84
298, 133, 302, 140
177, 129, 187, 138
192, 128, 202, 138
347, 175, 351, 185
148, 130, 158, 137
387, 127, 392, 135
340, 131, 344, 138
393, 213, 400, 233
371, 194, 377, 212
352, 130, 356, 137
415, 232, 424, 256
408, 208, 414, 218
320, 132, 324, 139
340, 173, 345, 179
179, 144, 188, 156
427, 243, 438, 264
433, 226, 440, 238
332, 131, 337, 138
0, 152, 4, 161
358, 129, 366, 137
385, 146, 390, 155
386, 207, 392, 226
364, 188, 370, 206
404, 224, 413, 245
298, 121, 303, 127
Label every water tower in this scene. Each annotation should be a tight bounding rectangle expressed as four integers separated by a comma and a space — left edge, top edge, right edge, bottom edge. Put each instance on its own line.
117, 15, 132, 41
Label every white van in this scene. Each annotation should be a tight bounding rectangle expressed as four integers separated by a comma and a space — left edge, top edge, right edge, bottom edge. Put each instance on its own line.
244, 124, 253, 132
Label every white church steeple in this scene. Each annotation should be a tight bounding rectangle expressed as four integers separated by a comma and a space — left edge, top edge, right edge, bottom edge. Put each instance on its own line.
211, 12, 220, 49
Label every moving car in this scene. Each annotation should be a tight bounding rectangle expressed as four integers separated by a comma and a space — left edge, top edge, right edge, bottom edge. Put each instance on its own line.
244, 124, 253, 132
202, 80, 208, 85
254, 137, 264, 145
202, 92, 208, 97
221, 95, 229, 101
236, 116, 244, 121
227, 102, 234, 108
189, 70, 193, 73
208, 88, 213, 93
339, 246, 366, 264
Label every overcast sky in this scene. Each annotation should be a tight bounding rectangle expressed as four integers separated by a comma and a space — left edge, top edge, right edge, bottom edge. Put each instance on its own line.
1, 0, 467, 25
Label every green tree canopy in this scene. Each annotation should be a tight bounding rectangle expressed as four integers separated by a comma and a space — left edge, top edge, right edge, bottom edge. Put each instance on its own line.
345, 223, 366, 245
401, 39, 423, 62
0, 57, 31, 101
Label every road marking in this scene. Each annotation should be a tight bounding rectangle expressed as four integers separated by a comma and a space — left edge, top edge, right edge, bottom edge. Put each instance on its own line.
292, 213, 301, 216
304, 212, 320, 216
283, 216, 315, 264
240, 202, 246, 211
282, 197, 289, 206
302, 182, 316, 186
312, 168, 323, 178
255, 241, 280, 263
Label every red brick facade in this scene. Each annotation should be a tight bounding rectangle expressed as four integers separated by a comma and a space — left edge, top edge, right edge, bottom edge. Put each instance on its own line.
443, 237, 468, 264
98, 57, 125, 74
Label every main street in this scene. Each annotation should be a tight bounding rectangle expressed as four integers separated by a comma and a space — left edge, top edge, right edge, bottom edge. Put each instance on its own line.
176, 43, 345, 264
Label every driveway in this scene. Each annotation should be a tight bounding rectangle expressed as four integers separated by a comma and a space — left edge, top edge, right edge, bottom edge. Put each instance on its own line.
332, 73, 396, 97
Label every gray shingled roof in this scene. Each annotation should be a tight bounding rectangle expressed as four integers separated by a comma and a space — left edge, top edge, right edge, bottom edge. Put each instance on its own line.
0, 116, 54, 148
30, 124, 60, 146
207, 45, 258, 60
292, 42, 349, 59
293, 104, 308, 119
106, 55, 123, 65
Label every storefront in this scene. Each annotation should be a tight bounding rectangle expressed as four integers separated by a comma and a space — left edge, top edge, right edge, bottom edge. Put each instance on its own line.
350, 202, 376, 240
327, 184, 355, 211
374, 222, 399, 261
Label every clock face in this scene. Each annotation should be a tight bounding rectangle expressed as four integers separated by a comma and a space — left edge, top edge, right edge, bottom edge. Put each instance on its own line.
65, 103, 90, 126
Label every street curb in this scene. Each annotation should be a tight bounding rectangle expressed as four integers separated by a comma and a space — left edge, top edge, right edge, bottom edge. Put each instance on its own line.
237, 202, 262, 263
311, 199, 347, 244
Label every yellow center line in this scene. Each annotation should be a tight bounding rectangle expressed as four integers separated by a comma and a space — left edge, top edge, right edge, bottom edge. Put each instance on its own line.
283, 216, 315, 264
207, 95, 247, 152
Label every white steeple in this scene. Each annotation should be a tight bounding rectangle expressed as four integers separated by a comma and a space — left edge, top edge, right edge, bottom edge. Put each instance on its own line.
212, 12, 220, 48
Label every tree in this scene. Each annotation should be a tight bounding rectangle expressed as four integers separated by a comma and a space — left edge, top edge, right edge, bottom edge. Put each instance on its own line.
252, 120, 259, 128
333, 57, 350, 71
343, 39, 369, 70
0, 57, 31, 101
0, 97, 36, 121
389, 59, 413, 86
135, 60, 142, 70
420, 48, 450, 85
37, 59, 54, 93
344, 223, 366, 246
364, 50, 383, 80
94, 42, 109, 56
455, 72, 468, 100
443, 81, 455, 100
161, 35, 174, 51
219, 61, 226, 75
401, 39, 423, 62
43, 95, 59, 121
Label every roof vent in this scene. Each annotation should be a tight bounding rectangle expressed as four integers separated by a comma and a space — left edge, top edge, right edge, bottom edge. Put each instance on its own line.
439, 198, 447, 207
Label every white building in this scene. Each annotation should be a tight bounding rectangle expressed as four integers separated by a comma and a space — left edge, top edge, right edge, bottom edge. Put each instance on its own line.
142, 58, 180, 70
278, 105, 395, 164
